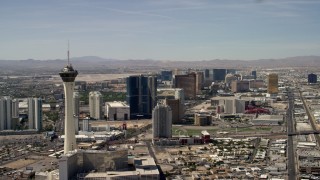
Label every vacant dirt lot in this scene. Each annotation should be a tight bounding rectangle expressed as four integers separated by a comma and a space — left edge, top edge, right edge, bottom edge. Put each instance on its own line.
3, 159, 37, 169
91, 119, 152, 128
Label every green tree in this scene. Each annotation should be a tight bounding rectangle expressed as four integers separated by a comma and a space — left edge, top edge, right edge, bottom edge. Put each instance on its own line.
45, 111, 59, 122
44, 124, 54, 131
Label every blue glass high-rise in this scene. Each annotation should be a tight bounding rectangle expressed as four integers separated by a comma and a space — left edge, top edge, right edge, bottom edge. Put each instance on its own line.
160, 70, 173, 81
212, 69, 226, 82
251, 70, 257, 79
126, 75, 157, 119
308, 73, 317, 84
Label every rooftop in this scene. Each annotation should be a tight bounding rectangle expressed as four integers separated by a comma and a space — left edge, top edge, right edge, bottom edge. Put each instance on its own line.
106, 101, 129, 108
59, 65, 78, 82
254, 115, 283, 121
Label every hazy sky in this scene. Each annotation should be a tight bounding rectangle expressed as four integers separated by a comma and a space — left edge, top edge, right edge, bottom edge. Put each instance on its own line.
1, 0, 320, 60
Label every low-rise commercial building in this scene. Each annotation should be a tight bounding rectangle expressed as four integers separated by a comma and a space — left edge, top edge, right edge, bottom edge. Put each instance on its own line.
59, 150, 159, 180
252, 115, 283, 125
105, 101, 130, 120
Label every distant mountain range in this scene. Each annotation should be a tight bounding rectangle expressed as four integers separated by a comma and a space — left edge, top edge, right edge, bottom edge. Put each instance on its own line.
0, 55, 319, 75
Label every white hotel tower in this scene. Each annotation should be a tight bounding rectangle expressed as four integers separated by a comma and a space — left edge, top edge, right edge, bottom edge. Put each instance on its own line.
59, 50, 78, 154
152, 103, 172, 139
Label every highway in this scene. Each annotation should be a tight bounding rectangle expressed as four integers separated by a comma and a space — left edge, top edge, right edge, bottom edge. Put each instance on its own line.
286, 90, 296, 180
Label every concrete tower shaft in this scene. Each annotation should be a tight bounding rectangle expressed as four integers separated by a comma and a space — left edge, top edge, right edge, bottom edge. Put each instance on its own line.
60, 64, 78, 154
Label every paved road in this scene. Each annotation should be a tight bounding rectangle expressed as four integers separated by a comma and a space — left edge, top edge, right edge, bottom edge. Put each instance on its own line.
286, 90, 296, 180
300, 91, 320, 147
250, 138, 261, 162
146, 141, 165, 180
228, 133, 286, 138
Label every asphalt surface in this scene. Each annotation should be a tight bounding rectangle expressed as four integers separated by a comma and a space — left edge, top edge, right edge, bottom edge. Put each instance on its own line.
300, 91, 320, 147
287, 90, 296, 180
146, 141, 165, 180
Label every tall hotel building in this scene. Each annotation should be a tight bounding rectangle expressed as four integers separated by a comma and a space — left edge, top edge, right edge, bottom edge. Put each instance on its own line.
73, 92, 80, 134
267, 73, 279, 94
12, 99, 19, 118
251, 70, 257, 79
126, 75, 157, 119
158, 88, 185, 124
174, 73, 196, 99
28, 98, 42, 131
160, 70, 173, 81
195, 71, 204, 94
89, 91, 102, 120
73, 92, 80, 117
0, 96, 12, 130
212, 69, 226, 82
152, 104, 172, 138
59, 56, 78, 154
308, 73, 317, 84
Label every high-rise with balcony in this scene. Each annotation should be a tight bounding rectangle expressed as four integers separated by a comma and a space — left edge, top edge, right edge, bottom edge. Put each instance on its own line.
12, 99, 19, 118
152, 104, 172, 138
89, 91, 102, 120
0, 96, 12, 130
28, 98, 42, 130
73, 92, 80, 133
73, 92, 80, 117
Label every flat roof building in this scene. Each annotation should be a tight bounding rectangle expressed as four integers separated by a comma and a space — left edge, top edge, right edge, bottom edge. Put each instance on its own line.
252, 115, 283, 126
59, 150, 159, 180
59, 149, 129, 180
105, 101, 130, 121
194, 112, 212, 126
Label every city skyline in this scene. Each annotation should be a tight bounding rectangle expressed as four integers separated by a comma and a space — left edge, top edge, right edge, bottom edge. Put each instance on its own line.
1, 0, 320, 61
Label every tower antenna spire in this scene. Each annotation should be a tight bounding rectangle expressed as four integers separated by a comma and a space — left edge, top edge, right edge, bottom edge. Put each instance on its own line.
67, 40, 70, 66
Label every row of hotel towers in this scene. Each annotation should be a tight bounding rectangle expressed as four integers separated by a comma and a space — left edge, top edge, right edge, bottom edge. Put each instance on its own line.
0, 68, 281, 132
